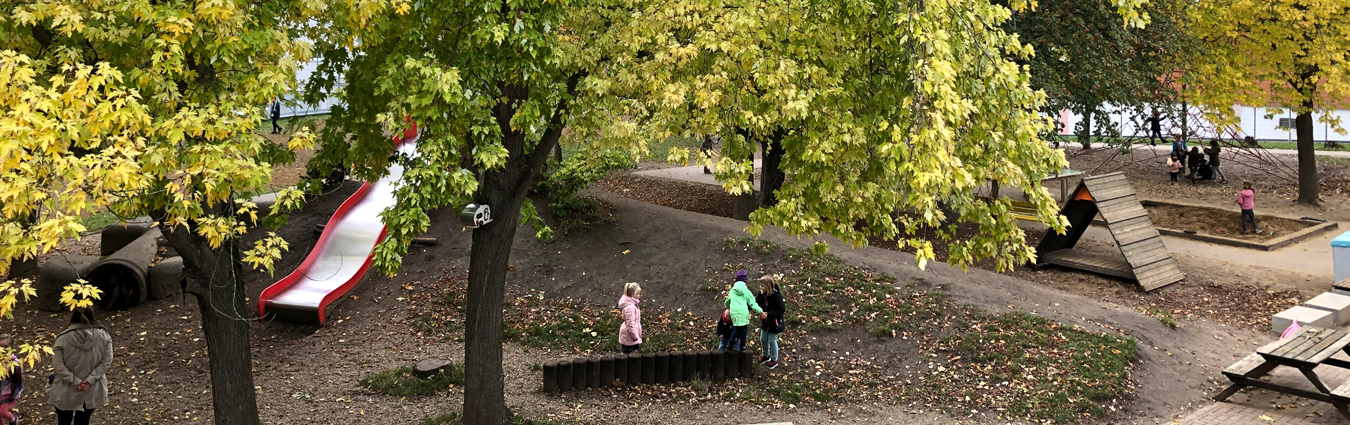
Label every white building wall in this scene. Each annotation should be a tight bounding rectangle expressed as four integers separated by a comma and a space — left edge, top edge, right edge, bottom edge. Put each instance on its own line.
1055, 104, 1350, 142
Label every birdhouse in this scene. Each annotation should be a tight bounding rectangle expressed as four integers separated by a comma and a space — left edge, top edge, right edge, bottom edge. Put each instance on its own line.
459, 204, 492, 228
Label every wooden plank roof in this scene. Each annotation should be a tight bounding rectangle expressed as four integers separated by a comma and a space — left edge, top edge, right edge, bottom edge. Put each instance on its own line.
1036, 172, 1184, 291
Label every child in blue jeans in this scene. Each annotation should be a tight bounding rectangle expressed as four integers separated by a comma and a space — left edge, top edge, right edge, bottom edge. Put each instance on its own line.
755, 275, 786, 369
715, 310, 733, 350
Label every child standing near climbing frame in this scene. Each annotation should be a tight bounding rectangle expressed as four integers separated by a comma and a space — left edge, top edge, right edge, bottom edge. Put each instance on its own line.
1237, 182, 1261, 234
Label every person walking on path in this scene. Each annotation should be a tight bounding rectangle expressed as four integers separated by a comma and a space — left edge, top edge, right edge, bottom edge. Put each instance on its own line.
0, 335, 22, 425
1238, 182, 1261, 234
270, 98, 283, 134
1167, 153, 1182, 184
724, 270, 764, 352
618, 283, 643, 354
1205, 140, 1227, 183
50, 308, 112, 425
1146, 109, 1168, 146
755, 275, 786, 369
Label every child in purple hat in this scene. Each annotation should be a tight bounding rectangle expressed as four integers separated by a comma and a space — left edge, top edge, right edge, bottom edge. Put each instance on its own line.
723, 270, 764, 351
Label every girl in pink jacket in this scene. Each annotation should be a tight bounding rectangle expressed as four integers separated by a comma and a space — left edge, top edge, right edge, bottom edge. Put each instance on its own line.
618, 283, 643, 354
1237, 182, 1260, 234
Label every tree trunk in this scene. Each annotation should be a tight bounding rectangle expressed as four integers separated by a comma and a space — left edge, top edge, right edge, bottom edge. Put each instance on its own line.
733, 150, 756, 220
553, 143, 562, 163
1077, 109, 1093, 149
1296, 103, 1318, 204
461, 74, 581, 425
160, 226, 261, 425
758, 133, 785, 208
1180, 99, 1189, 140
461, 196, 519, 424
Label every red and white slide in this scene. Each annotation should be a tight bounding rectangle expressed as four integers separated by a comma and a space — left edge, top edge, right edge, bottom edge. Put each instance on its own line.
257, 124, 419, 325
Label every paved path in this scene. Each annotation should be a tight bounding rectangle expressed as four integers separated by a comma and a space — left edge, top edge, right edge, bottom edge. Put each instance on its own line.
1075, 223, 1337, 281
1180, 353, 1350, 425
636, 161, 763, 191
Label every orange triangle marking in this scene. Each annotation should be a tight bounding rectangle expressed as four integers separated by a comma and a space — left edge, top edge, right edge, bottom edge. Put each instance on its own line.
1073, 188, 1094, 202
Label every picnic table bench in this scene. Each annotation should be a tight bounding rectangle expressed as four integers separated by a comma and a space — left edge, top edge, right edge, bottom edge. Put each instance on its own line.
1213, 327, 1350, 419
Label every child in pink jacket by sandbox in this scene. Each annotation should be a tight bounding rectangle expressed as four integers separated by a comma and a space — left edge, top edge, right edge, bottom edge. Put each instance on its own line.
1237, 182, 1261, 234
618, 283, 643, 354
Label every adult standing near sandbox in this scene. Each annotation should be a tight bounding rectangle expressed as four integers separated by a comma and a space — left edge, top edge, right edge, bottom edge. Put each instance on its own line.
618, 283, 643, 354
755, 275, 786, 369
724, 270, 765, 352
50, 308, 112, 425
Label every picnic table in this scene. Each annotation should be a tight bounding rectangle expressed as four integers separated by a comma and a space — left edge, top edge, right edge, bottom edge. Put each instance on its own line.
1214, 327, 1350, 419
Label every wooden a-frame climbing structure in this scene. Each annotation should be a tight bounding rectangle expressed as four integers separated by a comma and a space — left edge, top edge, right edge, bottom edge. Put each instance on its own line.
1034, 172, 1184, 291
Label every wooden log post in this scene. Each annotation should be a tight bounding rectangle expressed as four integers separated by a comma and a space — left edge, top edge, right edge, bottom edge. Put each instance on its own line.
613, 355, 628, 385
627, 354, 642, 385
542, 361, 559, 393
696, 351, 712, 381
740, 351, 753, 378
654, 352, 669, 384
571, 358, 588, 390
710, 350, 725, 380
682, 351, 697, 381
641, 353, 656, 385
598, 356, 615, 387
587, 357, 601, 389
557, 360, 573, 391
669, 352, 685, 383
724, 350, 740, 379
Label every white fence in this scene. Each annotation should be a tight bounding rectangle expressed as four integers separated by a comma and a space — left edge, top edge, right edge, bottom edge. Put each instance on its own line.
1056, 105, 1350, 142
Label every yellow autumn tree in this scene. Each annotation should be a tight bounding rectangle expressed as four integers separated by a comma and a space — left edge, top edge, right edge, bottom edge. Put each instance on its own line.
0, 1, 316, 423
1186, 0, 1350, 204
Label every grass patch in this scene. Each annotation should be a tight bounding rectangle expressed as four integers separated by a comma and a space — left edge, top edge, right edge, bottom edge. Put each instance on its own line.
1258, 141, 1344, 151
80, 211, 120, 233
725, 236, 780, 254
696, 279, 721, 293
643, 135, 706, 162
1319, 155, 1350, 168
358, 365, 464, 397
937, 311, 1139, 423
1141, 307, 1179, 329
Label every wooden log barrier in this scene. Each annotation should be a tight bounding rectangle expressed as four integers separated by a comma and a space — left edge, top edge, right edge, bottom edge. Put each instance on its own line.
641, 352, 656, 385
542, 361, 559, 393
599, 356, 615, 387
654, 352, 669, 384
627, 353, 643, 385
669, 351, 684, 383
724, 349, 740, 378
740, 350, 753, 378
710, 350, 725, 380
613, 355, 628, 385
587, 357, 602, 389
572, 359, 588, 390
683, 351, 697, 381
696, 350, 712, 381
557, 360, 573, 391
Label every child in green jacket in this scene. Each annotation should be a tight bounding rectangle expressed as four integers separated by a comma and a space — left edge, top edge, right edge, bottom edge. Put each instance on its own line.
724, 270, 765, 351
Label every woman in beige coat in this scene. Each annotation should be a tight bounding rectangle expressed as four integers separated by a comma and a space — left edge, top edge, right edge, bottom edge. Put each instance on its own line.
49, 308, 112, 425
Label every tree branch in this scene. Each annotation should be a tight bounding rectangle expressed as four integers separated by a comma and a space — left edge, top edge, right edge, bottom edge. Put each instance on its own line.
510, 71, 585, 199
